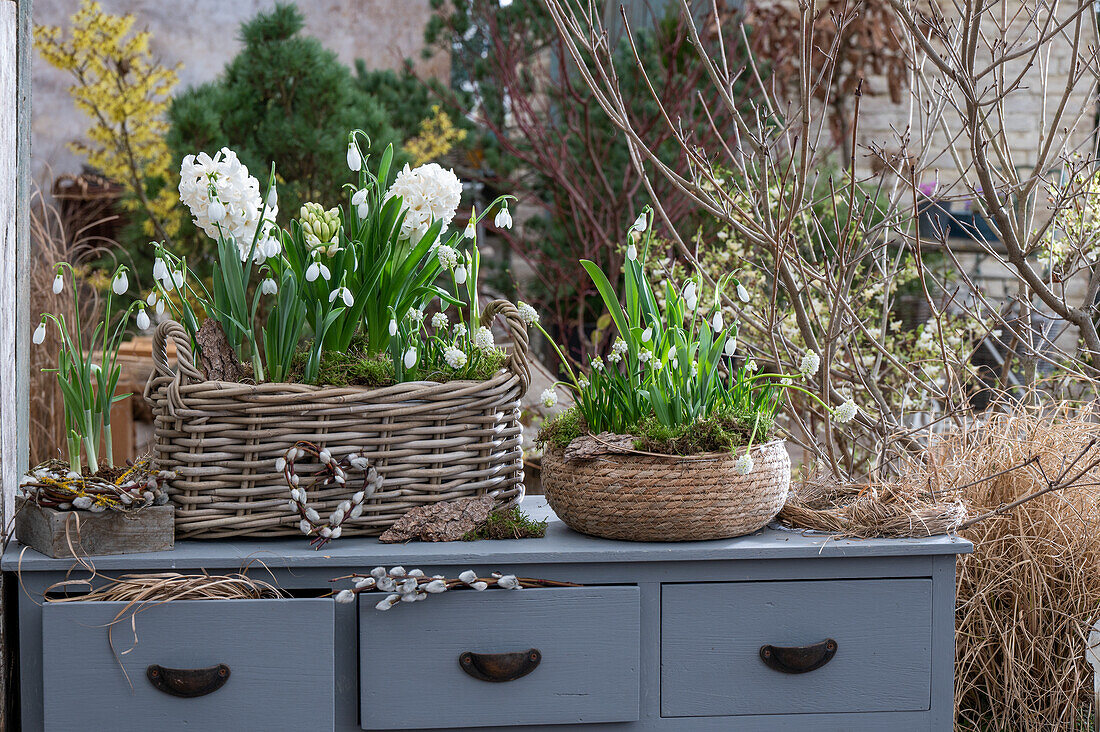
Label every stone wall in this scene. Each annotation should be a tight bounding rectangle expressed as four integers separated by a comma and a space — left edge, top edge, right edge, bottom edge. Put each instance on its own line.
31, 0, 447, 183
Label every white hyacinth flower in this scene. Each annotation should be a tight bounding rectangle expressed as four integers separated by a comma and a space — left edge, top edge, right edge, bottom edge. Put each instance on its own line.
799, 352, 820, 378
833, 398, 858, 423
444, 345, 468, 369
494, 206, 513, 229
112, 271, 129, 295
403, 347, 417, 369
261, 278, 278, 295
52, 273, 64, 294
384, 163, 463, 240
455, 265, 467, 284
347, 142, 362, 172
334, 589, 355, 604
517, 301, 539, 324
136, 308, 151, 331
474, 326, 494, 351
459, 570, 478, 584
734, 453, 754, 475
540, 388, 557, 408
32, 322, 47, 345
178, 148, 266, 256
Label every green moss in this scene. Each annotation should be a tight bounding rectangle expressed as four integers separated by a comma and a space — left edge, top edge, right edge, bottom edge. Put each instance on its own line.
536, 407, 773, 456
286, 341, 510, 387
463, 506, 548, 541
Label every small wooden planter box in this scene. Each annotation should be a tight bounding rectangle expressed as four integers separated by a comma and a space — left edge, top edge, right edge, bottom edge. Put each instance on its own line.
15, 497, 174, 558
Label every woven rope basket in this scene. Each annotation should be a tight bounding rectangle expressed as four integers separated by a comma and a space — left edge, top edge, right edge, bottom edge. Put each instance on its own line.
541, 439, 791, 541
144, 300, 530, 539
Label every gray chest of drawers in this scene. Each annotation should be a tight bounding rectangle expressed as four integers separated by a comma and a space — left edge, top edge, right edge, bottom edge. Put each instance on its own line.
3, 497, 971, 731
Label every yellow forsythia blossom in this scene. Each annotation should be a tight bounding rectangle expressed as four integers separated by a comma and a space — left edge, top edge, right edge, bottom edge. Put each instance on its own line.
404, 105, 468, 166
36, 0, 181, 241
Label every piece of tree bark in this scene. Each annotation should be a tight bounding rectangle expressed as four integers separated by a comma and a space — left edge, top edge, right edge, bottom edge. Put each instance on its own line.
563, 432, 635, 461
379, 495, 496, 543
195, 319, 248, 382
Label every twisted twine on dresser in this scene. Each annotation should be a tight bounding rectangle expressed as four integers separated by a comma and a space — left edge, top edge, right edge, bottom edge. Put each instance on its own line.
143, 300, 530, 539
541, 439, 791, 541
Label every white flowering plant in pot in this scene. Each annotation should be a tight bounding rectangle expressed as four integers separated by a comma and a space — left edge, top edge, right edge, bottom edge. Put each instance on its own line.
536, 208, 857, 466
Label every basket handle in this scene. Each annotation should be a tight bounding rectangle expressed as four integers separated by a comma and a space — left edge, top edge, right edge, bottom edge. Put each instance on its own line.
144, 320, 204, 413
481, 299, 531, 394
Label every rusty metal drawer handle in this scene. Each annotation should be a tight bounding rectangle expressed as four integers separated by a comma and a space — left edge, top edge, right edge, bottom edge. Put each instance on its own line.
759, 638, 837, 674
147, 663, 231, 697
459, 649, 541, 682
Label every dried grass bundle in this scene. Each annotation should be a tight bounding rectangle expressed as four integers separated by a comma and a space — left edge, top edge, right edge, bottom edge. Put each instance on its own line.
46, 572, 284, 605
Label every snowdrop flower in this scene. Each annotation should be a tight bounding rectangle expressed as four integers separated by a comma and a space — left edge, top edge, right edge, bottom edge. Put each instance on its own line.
474, 326, 494, 351
329, 286, 354, 307
436, 244, 458, 269
388, 318, 398, 336
724, 337, 737, 356
385, 163, 462, 240
305, 262, 329, 282
136, 308, 151, 331
746, 359, 758, 372
497, 575, 520, 590
334, 589, 355, 604
444, 345, 468, 369
431, 312, 449, 331
153, 258, 169, 282
403, 347, 417, 369
207, 199, 226, 223
464, 217, 476, 239
832, 398, 858, 423
683, 281, 698, 311
146, 291, 158, 308
799, 352, 820, 378
455, 265, 467, 284
453, 322, 467, 338
459, 570, 478, 585
734, 453, 754, 475
347, 142, 362, 172
540, 388, 557, 408
494, 205, 512, 229
112, 270, 129, 295
668, 346, 677, 361
631, 212, 647, 232
641, 327, 652, 342
736, 282, 750, 303
711, 311, 724, 331
32, 321, 46, 345
261, 278, 278, 295
351, 188, 369, 219
626, 243, 637, 261
52, 272, 64, 294
517, 301, 539, 324
266, 184, 278, 210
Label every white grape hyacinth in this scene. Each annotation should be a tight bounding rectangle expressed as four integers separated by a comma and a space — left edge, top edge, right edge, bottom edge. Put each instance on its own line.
799, 351, 820, 378
178, 148, 275, 260
517, 301, 539, 324
733, 452, 754, 475
385, 163, 462, 241
473, 326, 494, 351
444, 345, 468, 369
431, 312, 449, 331
832, 398, 858, 424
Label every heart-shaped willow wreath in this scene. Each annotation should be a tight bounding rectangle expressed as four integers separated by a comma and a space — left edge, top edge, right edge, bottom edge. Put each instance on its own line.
278, 440, 382, 548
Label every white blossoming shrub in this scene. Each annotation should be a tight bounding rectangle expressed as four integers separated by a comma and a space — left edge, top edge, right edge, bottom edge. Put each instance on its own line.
385, 163, 463, 240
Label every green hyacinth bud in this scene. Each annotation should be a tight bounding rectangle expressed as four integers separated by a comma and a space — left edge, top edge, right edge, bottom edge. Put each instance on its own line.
299, 202, 341, 246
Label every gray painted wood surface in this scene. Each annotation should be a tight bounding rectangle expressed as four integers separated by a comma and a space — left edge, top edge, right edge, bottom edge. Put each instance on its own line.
42, 598, 334, 730
15, 498, 174, 558
661, 579, 932, 716
361, 586, 640, 729
6, 497, 970, 730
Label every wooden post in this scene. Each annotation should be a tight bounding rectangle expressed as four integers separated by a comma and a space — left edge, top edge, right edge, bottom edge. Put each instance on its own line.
1, 0, 31, 726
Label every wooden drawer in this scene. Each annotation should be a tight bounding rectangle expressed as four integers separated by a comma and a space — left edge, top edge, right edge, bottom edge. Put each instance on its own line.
359, 585, 640, 729
661, 579, 932, 717
42, 598, 334, 731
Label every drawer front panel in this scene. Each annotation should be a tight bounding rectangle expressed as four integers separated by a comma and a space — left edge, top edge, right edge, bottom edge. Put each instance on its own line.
42, 598, 334, 731
661, 579, 932, 717
360, 586, 640, 729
